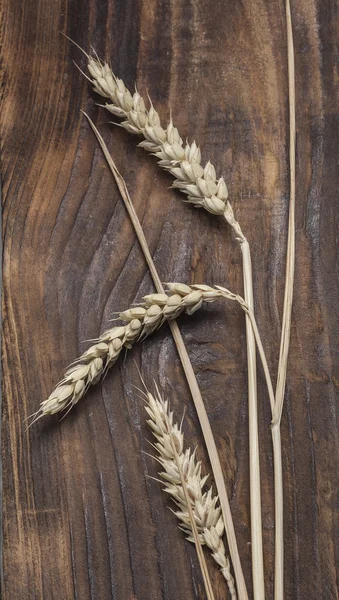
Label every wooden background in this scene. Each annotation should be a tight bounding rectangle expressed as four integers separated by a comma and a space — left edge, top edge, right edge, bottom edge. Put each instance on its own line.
2, 0, 339, 598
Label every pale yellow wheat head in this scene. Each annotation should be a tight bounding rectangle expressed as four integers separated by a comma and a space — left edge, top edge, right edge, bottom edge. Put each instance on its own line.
145, 383, 237, 598
86, 55, 245, 243
33, 284, 246, 421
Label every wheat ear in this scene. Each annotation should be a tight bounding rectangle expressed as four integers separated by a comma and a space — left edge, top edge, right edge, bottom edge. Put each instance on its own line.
86, 54, 243, 232
84, 54, 264, 599
144, 383, 236, 599
84, 113, 249, 599
35, 284, 246, 419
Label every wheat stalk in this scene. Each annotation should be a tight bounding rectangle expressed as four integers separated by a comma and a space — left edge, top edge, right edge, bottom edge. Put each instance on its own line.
271, 3, 296, 599
82, 53, 264, 599
144, 382, 237, 599
84, 114, 249, 599
34, 284, 247, 419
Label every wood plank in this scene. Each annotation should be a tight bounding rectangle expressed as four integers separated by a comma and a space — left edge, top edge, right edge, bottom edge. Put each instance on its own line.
1, 0, 339, 598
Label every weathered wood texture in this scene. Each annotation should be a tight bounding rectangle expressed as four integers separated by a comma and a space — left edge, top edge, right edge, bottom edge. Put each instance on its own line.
1, 1, 339, 598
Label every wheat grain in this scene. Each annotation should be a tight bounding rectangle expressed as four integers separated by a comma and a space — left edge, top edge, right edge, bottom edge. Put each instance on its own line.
145, 383, 236, 599
35, 284, 246, 419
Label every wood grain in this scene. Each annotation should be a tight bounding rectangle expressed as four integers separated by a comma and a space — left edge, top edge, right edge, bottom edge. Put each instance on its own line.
1, 1, 339, 598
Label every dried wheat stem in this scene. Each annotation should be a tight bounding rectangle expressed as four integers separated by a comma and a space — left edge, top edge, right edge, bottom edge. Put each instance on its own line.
84, 58, 265, 598
84, 114, 248, 600
272, 3, 296, 599
240, 238, 265, 600
274, 0, 296, 426
271, 423, 283, 600
36, 284, 247, 419
145, 384, 236, 599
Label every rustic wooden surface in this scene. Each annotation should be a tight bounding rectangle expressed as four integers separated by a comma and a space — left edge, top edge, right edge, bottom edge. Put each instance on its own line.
2, 0, 339, 598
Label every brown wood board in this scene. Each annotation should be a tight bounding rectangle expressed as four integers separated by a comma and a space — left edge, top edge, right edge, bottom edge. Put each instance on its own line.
1, 1, 339, 598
